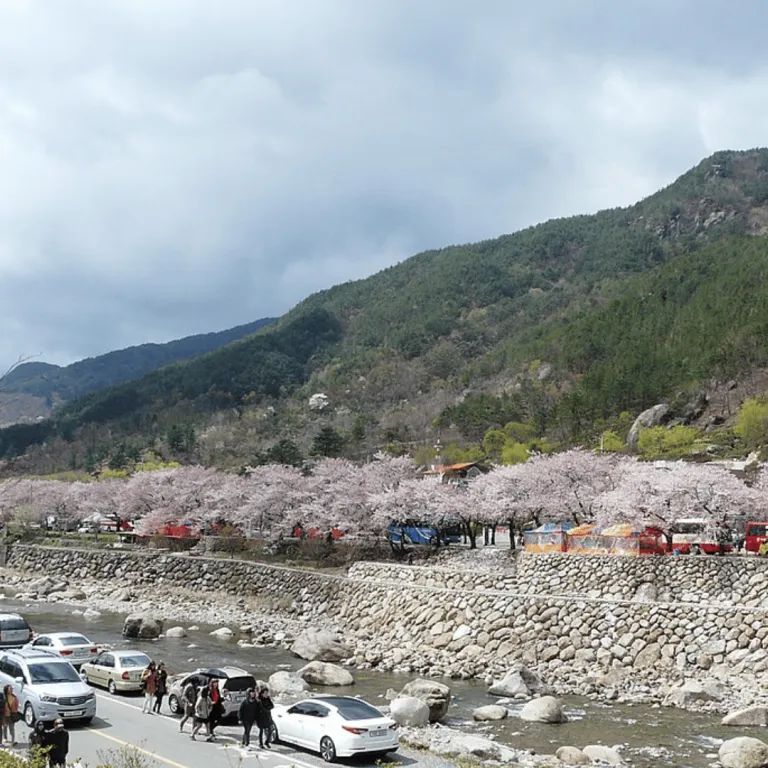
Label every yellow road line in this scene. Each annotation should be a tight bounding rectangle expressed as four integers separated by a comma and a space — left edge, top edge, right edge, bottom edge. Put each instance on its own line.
85, 728, 191, 768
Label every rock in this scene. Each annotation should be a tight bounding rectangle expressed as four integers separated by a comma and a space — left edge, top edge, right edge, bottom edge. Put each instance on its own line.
723, 707, 768, 727
627, 403, 670, 447
472, 705, 508, 722
290, 628, 351, 662
663, 679, 726, 707
83, 608, 101, 620
555, 746, 590, 765
401, 726, 509, 761
267, 671, 309, 698
583, 745, 624, 765
398, 678, 451, 722
719, 737, 768, 768
209, 627, 233, 638
488, 671, 529, 698
520, 696, 567, 724
633, 643, 661, 669
384, 688, 398, 701
633, 583, 657, 602
165, 627, 187, 639
296, 661, 354, 686
389, 696, 430, 727
122, 615, 163, 640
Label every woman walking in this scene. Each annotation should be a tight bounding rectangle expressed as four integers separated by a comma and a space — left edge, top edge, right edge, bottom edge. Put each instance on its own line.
190, 685, 211, 741
141, 661, 157, 714
238, 688, 259, 748
179, 679, 197, 733
153, 662, 168, 714
256, 686, 274, 749
2, 684, 18, 746
207, 679, 223, 741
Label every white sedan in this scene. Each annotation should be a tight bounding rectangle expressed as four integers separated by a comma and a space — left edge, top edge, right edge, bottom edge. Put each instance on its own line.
24, 632, 99, 667
272, 695, 399, 762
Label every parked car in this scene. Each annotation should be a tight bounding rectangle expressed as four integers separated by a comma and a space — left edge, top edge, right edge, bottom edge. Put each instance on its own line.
24, 633, 99, 668
272, 695, 399, 762
0, 613, 33, 649
81, 650, 152, 694
0, 648, 96, 725
167, 666, 256, 718
386, 519, 460, 546
745, 521, 768, 554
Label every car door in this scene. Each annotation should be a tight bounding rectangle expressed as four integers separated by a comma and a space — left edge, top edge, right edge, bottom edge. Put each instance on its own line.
99, 654, 116, 686
302, 702, 330, 751
31, 636, 52, 653
278, 702, 311, 746
88, 652, 111, 687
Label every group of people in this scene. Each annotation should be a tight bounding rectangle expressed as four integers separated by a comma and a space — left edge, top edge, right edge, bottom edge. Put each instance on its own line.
30, 720, 70, 768
236, 686, 274, 749
140, 660, 169, 714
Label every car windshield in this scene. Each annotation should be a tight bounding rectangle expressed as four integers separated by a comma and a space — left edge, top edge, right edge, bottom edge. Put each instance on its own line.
28, 662, 81, 684
119, 654, 151, 668
326, 698, 382, 720
224, 676, 256, 692
0, 619, 28, 631
58, 635, 89, 647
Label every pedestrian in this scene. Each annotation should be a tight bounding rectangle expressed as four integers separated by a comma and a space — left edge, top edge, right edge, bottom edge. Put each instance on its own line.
153, 662, 168, 714
207, 678, 223, 741
256, 686, 274, 749
29, 720, 49, 753
47, 719, 69, 768
190, 685, 211, 741
2, 684, 19, 746
179, 679, 197, 733
238, 688, 259, 748
141, 661, 157, 714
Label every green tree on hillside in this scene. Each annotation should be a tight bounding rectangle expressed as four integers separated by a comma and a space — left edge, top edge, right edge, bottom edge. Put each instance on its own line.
311, 426, 346, 458
734, 398, 768, 448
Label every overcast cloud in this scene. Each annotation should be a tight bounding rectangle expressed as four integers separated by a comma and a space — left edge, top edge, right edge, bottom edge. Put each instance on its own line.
2, 0, 768, 368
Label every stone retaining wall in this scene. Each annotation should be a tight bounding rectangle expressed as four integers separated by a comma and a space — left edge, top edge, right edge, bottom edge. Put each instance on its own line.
8, 544, 768, 680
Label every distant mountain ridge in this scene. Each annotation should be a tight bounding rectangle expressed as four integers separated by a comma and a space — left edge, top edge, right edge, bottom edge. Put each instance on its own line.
0, 317, 275, 426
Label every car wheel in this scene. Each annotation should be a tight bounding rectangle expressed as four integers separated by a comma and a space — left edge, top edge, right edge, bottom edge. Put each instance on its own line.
270, 724, 280, 745
24, 703, 35, 727
108, 679, 117, 695
319, 736, 336, 763
168, 694, 180, 715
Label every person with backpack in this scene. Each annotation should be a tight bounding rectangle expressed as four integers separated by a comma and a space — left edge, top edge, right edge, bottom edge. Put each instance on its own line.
179, 679, 198, 733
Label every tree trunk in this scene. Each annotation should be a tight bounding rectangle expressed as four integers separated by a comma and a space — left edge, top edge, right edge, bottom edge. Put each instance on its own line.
490, 525, 496, 545
508, 520, 516, 550
464, 520, 478, 549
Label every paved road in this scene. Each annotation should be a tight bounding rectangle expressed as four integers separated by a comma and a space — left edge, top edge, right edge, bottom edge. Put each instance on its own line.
5, 690, 419, 768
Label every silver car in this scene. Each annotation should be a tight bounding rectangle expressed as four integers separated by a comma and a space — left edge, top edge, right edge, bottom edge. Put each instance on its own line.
167, 666, 256, 718
24, 632, 99, 668
0, 648, 97, 726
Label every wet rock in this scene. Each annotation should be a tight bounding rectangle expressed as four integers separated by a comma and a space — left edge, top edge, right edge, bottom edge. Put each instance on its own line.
296, 661, 354, 686
390, 696, 430, 727
122, 615, 163, 639
472, 705, 508, 721
488, 671, 529, 698
398, 678, 451, 722
723, 707, 768, 727
165, 627, 187, 639
290, 628, 351, 662
555, 746, 590, 765
209, 627, 233, 638
719, 736, 768, 768
520, 696, 567, 724
583, 744, 624, 765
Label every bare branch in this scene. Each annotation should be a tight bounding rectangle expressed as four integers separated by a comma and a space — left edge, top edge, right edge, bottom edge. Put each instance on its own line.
0, 354, 40, 391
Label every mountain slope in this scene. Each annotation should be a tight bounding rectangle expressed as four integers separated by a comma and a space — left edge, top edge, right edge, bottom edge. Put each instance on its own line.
3, 148, 768, 468
0, 317, 276, 425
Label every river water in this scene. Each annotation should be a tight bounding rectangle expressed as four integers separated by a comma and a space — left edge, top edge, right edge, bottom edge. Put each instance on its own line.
3, 599, 761, 767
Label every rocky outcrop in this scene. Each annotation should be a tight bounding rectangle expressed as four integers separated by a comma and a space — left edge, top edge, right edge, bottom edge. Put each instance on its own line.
389, 697, 429, 727
627, 403, 669, 447
296, 661, 354, 686
290, 628, 351, 662
122, 615, 163, 639
519, 696, 566, 724
398, 679, 451, 722
719, 737, 768, 768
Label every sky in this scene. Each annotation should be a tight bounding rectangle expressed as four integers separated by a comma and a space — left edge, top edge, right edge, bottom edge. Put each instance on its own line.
2, 0, 768, 369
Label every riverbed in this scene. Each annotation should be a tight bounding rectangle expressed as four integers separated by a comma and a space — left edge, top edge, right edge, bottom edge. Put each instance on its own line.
2, 598, 760, 767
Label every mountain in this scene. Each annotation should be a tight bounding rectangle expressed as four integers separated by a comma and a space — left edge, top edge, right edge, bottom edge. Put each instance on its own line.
0, 317, 276, 426
4, 148, 768, 470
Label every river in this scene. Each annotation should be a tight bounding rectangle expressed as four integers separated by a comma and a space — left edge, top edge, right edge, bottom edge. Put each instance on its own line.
2, 599, 760, 767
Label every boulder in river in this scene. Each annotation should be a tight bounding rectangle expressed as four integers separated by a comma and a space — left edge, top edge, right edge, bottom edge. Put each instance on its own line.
719, 736, 768, 768
723, 707, 768, 727
165, 627, 187, 639
209, 627, 233, 638
398, 678, 451, 722
390, 696, 430, 727
122, 615, 163, 639
583, 745, 624, 765
662, 679, 725, 707
472, 705, 508, 722
83, 608, 102, 620
290, 628, 351, 662
267, 671, 309, 699
555, 746, 590, 765
519, 696, 567, 724
296, 661, 354, 686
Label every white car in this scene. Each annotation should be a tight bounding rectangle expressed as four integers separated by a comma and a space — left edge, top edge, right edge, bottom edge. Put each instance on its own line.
272, 695, 399, 762
24, 633, 99, 668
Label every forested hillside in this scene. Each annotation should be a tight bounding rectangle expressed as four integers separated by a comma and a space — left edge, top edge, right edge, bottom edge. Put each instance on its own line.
4, 148, 768, 472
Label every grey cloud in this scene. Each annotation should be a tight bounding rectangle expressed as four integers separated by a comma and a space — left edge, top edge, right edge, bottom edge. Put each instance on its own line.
1, 0, 768, 368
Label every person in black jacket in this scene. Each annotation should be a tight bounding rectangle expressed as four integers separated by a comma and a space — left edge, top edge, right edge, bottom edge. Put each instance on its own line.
47, 719, 69, 768
28, 720, 49, 754
256, 687, 274, 749
238, 688, 259, 747
153, 662, 168, 714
